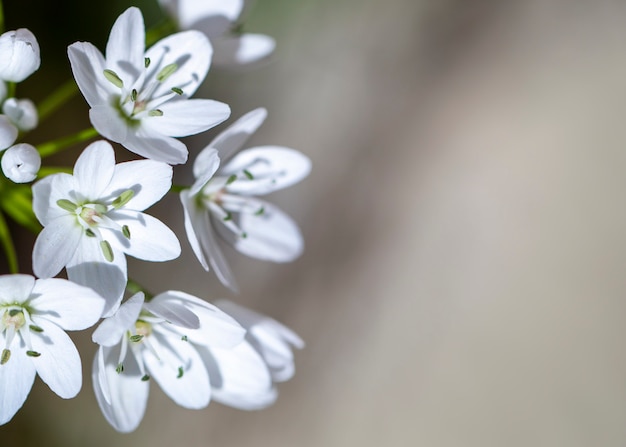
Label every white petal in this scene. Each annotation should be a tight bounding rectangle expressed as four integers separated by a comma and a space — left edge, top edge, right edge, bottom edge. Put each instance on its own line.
93, 344, 149, 433
106, 160, 172, 211
0, 337, 36, 425
0, 28, 40, 82
105, 210, 181, 261
66, 236, 127, 317
151, 291, 245, 348
29, 318, 82, 399
199, 108, 266, 164
32, 215, 82, 278
123, 126, 188, 164
2, 98, 38, 131
217, 200, 304, 262
180, 191, 239, 291
143, 332, 210, 409
105, 7, 145, 87
31, 173, 78, 225
89, 104, 129, 145
163, 0, 243, 37
0, 115, 17, 150
68, 42, 113, 107
30, 278, 104, 330
144, 99, 230, 137
212, 34, 275, 68
1, 143, 40, 183
145, 30, 212, 98
92, 292, 144, 346
222, 146, 311, 195
190, 148, 220, 196
0, 274, 34, 304
73, 140, 116, 199
199, 341, 276, 410
143, 300, 199, 329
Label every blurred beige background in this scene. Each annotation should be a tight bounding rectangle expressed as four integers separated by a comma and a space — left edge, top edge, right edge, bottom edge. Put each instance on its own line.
5, 0, 626, 445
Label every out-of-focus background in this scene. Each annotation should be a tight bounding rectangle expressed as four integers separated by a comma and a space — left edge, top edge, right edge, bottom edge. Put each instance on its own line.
4, 0, 626, 445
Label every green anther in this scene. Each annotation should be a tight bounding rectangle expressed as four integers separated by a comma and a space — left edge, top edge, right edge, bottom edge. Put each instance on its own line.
26, 351, 41, 357
243, 169, 254, 180
122, 225, 131, 239
255, 207, 265, 216
156, 63, 178, 81
149, 109, 163, 116
241, 232, 248, 239
8, 309, 20, 317
57, 199, 77, 212
141, 374, 150, 381
171, 87, 183, 95
131, 89, 138, 101
144, 57, 151, 68
181, 335, 188, 341
29, 324, 44, 333
93, 204, 107, 214
116, 363, 124, 374
100, 240, 114, 262
177, 367, 184, 379
85, 229, 96, 237
1, 349, 10, 365
226, 174, 237, 185
112, 189, 134, 209
103, 69, 124, 88
129, 334, 143, 343
223, 212, 232, 221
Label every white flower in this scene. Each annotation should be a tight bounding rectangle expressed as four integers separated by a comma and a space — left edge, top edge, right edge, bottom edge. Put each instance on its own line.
159, 0, 275, 68
32, 140, 180, 317
0, 274, 104, 425
67, 7, 230, 165
3, 98, 38, 131
200, 299, 304, 410
180, 108, 311, 292
0, 28, 40, 82
0, 115, 18, 150
1, 143, 40, 183
92, 291, 245, 433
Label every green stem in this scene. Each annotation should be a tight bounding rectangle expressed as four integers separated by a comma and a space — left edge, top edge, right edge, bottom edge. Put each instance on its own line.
0, 0, 5, 34
36, 127, 99, 158
37, 79, 78, 122
0, 212, 18, 273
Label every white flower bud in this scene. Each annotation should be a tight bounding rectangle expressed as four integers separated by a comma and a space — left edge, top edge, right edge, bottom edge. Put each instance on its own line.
0, 115, 18, 150
3, 98, 38, 131
0, 29, 41, 82
1, 143, 40, 183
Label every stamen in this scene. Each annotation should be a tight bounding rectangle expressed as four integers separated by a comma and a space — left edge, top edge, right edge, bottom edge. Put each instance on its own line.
141, 374, 150, 381
156, 63, 178, 81
144, 57, 150, 68
226, 174, 237, 185
131, 89, 138, 102
122, 225, 131, 239
148, 109, 163, 117
57, 199, 77, 213
177, 367, 184, 379
26, 350, 40, 357
243, 169, 254, 180
171, 87, 183, 95
29, 324, 43, 332
112, 189, 134, 209
103, 69, 124, 88
0, 349, 10, 365
116, 363, 124, 373
100, 240, 114, 262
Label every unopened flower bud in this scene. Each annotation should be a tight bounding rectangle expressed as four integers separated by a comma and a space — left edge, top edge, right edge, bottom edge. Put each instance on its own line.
1, 143, 40, 183
0, 115, 18, 150
3, 98, 38, 131
0, 28, 40, 82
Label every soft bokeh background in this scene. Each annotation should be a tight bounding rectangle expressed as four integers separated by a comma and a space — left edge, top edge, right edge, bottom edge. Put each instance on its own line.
4, 0, 626, 445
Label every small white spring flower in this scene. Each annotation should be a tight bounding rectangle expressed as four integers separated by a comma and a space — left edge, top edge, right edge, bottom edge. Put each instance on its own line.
3, 98, 38, 131
0, 115, 18, 150
159, 0, 275, 68
32, 140, 180, 317
92, 291, 245, 433
0, 274, 105, 425
180, 108, 311, 292
1, 143, 40, 183
68, 6, 230, 165
0, 28, 40, 82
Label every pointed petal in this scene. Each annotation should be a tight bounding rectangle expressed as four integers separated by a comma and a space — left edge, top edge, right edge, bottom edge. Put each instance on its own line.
66, 236, 127, 318
217, 200, 304, 262
32, 215, 82, 278
143, 332, 210, 409
92, 343, 149, 433
145, 30, 211, 98
199, 108, 266, 164
105, 210, 180, 261
89, 104, 129, 144
123, 126, 188, 164
32, 173, 78, 225
212, 34, 275, 67
30, 278, 104, 330
168, 0, 244, 36
0, 338, 36, 425
29, 318, 81, 399
144, 99, 230, 137
105, 7, 145, 86
92, 292, 144, 346
179, 191, 239, 291
0, 274, 34, 304
223, 146, 311, 195
68, 42, 113, 107
143, 300, 199, 329
190, 148, 220, 196
106, 160, 172, 211
73, 140, 116, 199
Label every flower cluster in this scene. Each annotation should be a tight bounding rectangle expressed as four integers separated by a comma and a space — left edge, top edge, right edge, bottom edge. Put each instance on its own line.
0, 3, 308, 433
